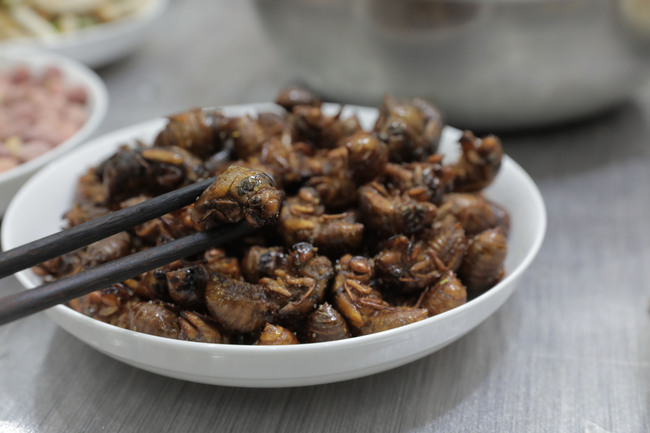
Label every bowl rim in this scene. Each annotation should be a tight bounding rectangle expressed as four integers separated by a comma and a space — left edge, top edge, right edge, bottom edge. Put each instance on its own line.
0, 47, 109, 185
2, 103, 547, 356
0, 0, 169, 50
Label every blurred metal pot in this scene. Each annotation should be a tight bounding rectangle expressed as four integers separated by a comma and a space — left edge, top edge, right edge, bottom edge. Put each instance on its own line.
253, 0, 650, 131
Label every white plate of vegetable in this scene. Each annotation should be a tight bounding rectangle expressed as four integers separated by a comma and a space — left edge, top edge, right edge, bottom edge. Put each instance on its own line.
0, 0, 168, 68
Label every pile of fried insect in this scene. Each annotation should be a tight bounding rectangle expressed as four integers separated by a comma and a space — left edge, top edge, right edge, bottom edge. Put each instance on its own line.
36, 87, 509, 345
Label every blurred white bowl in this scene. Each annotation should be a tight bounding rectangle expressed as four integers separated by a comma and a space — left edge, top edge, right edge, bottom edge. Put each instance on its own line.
0, 47, 108, 214
1, 0, 168, 68
2, 103, 546, 387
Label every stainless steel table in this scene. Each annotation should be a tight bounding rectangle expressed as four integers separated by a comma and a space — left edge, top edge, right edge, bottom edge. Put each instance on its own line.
1, 2, 649, 432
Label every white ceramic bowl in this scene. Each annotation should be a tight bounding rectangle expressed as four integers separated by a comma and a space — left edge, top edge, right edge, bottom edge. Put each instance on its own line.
2, 103, 546, 387
0, 47, 108, 214
1, 0, 168, 68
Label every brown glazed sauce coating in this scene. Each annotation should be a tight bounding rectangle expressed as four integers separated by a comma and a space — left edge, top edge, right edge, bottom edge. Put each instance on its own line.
41, 87, 509, 344
191, 165, 283, 229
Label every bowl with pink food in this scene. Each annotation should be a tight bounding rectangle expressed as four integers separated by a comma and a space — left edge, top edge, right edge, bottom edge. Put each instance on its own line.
0, 47, 108, 213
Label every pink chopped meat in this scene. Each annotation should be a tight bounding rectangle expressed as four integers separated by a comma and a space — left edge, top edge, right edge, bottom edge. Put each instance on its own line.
64, 104, 89, 127
9, 65, 30, 84
42, 66, 63, 81
0, 64, 89, 169
0, 157, 20, 173
66, 86, 88, 105
17, 141, 52, 161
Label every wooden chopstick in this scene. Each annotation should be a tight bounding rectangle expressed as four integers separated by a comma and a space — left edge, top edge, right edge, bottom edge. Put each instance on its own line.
0, 220, 255, 326
0, 176, 217, 279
